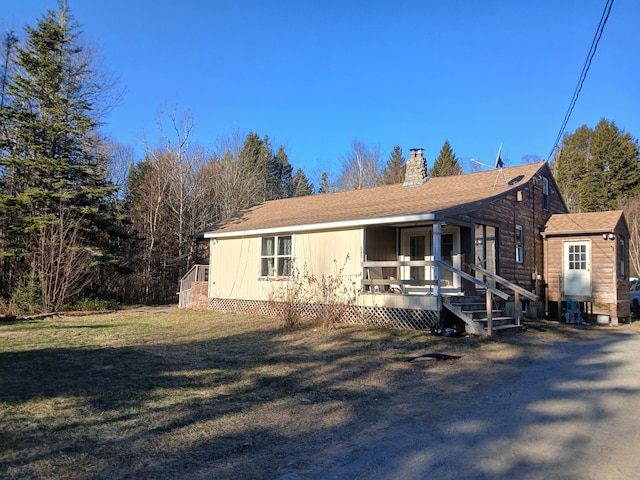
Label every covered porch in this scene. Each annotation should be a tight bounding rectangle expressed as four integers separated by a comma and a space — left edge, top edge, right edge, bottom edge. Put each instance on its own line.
361, 222, 536, 335
362, 221, 498, 295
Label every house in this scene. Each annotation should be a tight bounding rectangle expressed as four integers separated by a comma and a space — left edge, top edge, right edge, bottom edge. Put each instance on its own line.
183, 149, 578, 335
542, 210, 631, 325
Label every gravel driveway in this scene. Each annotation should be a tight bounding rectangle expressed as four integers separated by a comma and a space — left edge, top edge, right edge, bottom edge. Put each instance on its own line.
279, 328, 640, 480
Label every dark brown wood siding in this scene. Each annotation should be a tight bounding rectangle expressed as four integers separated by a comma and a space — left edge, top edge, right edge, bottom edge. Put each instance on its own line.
451, 163, 566, 290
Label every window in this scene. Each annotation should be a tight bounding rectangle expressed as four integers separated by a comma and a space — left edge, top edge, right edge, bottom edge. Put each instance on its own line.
620, 238, 626, 278
567, 243, 587, 270
515, 225, 524, 263
260, 235, 292, 277
542, 177, 549, 210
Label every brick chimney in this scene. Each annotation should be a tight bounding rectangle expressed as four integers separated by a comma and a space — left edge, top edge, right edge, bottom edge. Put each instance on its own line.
403, 148, 428, 187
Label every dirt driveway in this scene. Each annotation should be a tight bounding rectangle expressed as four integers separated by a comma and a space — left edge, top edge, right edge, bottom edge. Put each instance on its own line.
277, 328, 640, 480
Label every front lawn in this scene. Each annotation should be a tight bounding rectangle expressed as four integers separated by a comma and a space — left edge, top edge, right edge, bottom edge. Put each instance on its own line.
0, 308, 620, 479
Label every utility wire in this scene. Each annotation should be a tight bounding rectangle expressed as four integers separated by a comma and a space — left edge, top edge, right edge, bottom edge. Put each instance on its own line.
547, 0, 614, 161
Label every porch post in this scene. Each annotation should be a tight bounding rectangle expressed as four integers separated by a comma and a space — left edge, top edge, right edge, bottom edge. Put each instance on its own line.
486, 289, 493, 335
433, 223, 441, 309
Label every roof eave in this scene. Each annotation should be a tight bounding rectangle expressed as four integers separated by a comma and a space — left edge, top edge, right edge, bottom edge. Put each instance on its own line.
203, 212, 437, 239
541, 228, 616, 238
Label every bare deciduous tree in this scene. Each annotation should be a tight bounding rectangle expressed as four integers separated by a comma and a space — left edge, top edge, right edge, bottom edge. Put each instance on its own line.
30, 208, 96, 311
208, 133, 267, 220
148, 108, 203, 277
621, 196, 640, 277
337, 139, 381, 191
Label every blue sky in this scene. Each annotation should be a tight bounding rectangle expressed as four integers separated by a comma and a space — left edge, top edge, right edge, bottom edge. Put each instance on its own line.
3, 1, 638, 185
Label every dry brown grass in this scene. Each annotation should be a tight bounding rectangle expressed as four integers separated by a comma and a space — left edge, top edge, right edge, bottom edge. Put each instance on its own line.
0, 309, 630, 479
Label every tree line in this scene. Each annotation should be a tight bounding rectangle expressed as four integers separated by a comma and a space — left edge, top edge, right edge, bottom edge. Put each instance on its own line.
1, 4, 638, 313
0, 5, 317, 311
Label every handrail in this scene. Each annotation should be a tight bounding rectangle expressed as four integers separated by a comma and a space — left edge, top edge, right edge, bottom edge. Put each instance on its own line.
468, 263, 538, 327
361, 259, 509, 300
468, 264, 538, 302
436, 261, 510, 300
363, 260, 438, 268
178, 264, 209, 309
179, 264, 209, 292
361, 259, 535, 335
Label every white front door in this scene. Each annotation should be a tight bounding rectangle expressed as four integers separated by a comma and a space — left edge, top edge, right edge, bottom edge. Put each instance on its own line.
563, 241, 591, 297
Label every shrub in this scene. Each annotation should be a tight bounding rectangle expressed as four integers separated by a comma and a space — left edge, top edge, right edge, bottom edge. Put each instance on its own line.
317, 256, 358, 330
268, 256, 359, 329
60, 296, 119, 312
268, 263, 317, 328
12, 268, 43, 314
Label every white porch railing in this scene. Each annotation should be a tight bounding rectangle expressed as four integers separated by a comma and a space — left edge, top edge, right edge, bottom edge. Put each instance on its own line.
363, 260, 538, 335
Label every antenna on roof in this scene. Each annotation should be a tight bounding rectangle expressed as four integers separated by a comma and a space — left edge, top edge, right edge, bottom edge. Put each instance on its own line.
494, 143, 504, 169
493, 143, 507, 187
470, 158, 492, 169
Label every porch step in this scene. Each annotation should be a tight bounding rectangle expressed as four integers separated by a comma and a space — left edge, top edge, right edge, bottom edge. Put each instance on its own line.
488, 324, 523, 335
448, 297, 503, 321
445, 296, 519, 335
475, 316, 515, 326
458, 309, 503, 320
448, 296, 485, 305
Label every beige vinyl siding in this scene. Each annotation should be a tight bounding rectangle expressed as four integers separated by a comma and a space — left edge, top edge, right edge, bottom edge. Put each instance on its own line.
209, 236, 262, 300
294, 228, 363, 279
209, 228, 363, 302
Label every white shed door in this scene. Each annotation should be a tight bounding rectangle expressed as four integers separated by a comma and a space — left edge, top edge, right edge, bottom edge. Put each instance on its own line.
563, 241, 591, 297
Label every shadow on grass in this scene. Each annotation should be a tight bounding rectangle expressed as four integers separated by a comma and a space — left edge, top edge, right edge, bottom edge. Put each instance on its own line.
0, 315, 458, 479
1, 315, 638, 479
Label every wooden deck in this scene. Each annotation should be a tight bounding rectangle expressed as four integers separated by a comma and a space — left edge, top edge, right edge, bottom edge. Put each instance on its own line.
178, 264, 209, 309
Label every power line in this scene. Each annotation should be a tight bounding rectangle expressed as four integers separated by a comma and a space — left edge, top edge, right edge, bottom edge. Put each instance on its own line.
547, 0, 614, 161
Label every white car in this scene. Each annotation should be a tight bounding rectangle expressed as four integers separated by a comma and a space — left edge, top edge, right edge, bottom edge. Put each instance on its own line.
631, 277, 640, 318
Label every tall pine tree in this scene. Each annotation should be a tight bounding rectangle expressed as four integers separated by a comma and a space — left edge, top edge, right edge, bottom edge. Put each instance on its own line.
318, 172, 330, 194
552, 119, 640, 212
381, 145, 405, 184
268, 146, 293, 199
290, 168, 313, 196
430, 140, 462, 177
0, 3, 119, 308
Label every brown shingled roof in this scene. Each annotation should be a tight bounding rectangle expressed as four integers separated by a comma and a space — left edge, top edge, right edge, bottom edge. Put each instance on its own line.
205, 162, 547, 236
543, 210, 624, 235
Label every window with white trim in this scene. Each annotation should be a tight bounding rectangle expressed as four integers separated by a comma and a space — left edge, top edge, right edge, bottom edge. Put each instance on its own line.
515, 225, 524, 264
261, 235, 292, 277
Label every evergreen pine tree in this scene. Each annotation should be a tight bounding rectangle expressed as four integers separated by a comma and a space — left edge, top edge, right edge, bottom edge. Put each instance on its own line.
268, 146, 293, 199
381, 145, 405, 184
239, 131, 274, 202
430, 140, 462, 177
0, 3, 119, 306
553, 119, 640, 212
291, 168, 313, 196
318, 172, 330, 194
